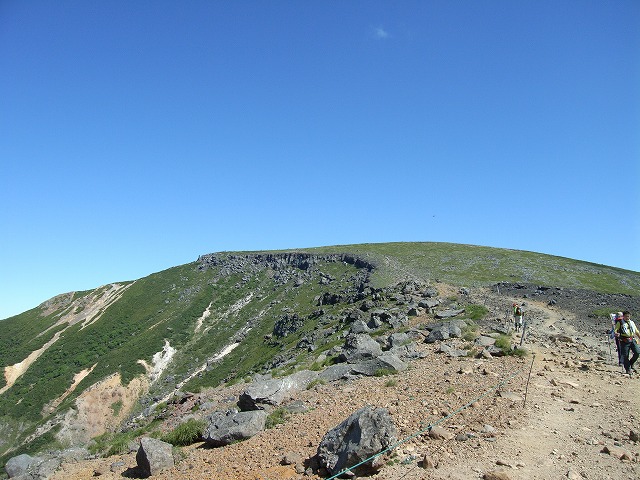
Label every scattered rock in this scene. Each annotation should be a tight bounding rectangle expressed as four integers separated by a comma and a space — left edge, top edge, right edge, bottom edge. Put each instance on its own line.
136, 437, 175, 477
483, 470, 513, 480
317, 406, 397, 476
428, 425, 454, 440
421, 454, 437, 469
601, 444, 634, 461
203, 409, 268, 447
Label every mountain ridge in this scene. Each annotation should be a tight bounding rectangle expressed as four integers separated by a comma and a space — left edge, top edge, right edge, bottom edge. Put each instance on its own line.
1, 242, 639, 472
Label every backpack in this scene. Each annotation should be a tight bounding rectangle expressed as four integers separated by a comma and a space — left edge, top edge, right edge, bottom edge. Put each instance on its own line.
515, 307, 522, 316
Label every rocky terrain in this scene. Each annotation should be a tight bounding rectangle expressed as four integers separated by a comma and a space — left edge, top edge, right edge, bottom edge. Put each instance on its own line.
12, 283, 635, 480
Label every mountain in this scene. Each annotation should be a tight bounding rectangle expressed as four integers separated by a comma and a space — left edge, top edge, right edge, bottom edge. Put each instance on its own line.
1, 242, 638, 469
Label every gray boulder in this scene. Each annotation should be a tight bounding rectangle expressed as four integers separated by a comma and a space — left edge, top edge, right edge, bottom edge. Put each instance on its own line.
425, 326, 449, 343
317, 363, 354, 382
4, 453, 60, 480
203, 409, 267, 447
339, 334, 383, 363
438, 343, 468, 358
350, 354, 407, 376
349, 319, 371, 334
317, 406, 397, 476
136, 437, 174, 477
5, 454, 40, 478
425, 320, 467, 343
434, 308, 465, 319
475, 335, 497, 347
387, 332, 411, 349
238, 370, 318, 410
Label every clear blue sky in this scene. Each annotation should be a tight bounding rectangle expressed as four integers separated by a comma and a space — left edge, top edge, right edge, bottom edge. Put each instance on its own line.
1, 1, 639, 320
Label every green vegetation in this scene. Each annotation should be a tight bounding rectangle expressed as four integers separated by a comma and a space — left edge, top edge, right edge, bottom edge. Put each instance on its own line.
110, 400, 123, 417
374, 368, 396, 377
307, 242, 640, 294
494, 334, 512, 354
591, 307, 624, 318
307, 378, 327, 390
161, 419, 206, 446
464, 304, 489, 320
384, 379, 398, 387
462, 322, 480, 342
265, 408, 290, 429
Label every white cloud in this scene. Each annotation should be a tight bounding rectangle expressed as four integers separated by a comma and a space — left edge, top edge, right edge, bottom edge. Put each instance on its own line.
374, 27, 389, 39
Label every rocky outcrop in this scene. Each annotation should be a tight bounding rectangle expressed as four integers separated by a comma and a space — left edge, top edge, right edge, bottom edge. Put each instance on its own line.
203, 410, 267, 447
316, 406, 397, 476
4, 453, 61, 480
197, 252, 376, 274
238, 370, 318, 411
136, 437, 174, 477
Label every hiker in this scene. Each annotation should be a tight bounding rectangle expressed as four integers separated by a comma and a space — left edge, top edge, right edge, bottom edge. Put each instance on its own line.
513, 303, 524, 332
609, 312, 624, 366
613, 311, 640, 375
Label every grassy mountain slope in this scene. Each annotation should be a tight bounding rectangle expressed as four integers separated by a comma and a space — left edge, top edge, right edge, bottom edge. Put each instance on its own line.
0, 242, 638, 465
305, 242, 639, 294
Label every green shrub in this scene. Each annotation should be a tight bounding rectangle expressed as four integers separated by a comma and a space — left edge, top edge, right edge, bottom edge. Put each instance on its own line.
374, 368, 395, 377
265, 408, 289, 429
106, 435, 133, 456
384, 379, 397, 387
161, 419, 206, 446
110, 400, 123, 417
307, 378, 327, 390
462, 322, 479, 342
494, 334, 512, 354
464, 305, 488, 320
511, 347, 528, 357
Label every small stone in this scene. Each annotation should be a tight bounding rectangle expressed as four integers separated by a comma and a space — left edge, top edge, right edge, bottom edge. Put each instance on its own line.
601, 444, 634, 460
429, 425, 454, 440
483, 470, 513, 480
567, 468, 582, 479
482, 424, 496, 434
421, 455, 437, 469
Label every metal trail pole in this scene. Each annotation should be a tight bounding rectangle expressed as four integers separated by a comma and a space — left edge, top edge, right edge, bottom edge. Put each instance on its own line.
523, 354, 536, 408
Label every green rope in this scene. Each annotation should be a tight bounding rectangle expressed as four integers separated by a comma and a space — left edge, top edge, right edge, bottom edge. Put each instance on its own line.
324, 364, 527, 480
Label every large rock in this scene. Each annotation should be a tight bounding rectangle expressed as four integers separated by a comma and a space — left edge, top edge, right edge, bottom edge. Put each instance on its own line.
317, 406, 397, 476
438, 343, 468, 358
317, 363, 354, 382
350, 354, 407, 376
5, 454, 40, 478
203, 409, 267, 447
425, 326, 449, 343
4, 453, 60, 480
434, 308, 465, 319
136, 437, 174, 477
339, 334, 383, 363
238, 370, 318, 410
425, 320, 467, 343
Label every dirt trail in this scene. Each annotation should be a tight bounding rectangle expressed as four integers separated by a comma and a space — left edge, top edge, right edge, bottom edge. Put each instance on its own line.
52, 295, 639, 480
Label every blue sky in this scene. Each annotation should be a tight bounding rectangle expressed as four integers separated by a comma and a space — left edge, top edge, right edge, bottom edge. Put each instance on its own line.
1, 1, 639, 320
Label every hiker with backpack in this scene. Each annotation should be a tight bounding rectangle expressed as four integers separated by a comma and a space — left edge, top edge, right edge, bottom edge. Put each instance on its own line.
613, 311, 640, 376
609, 312, 624, 366
513, 303, 524, 332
